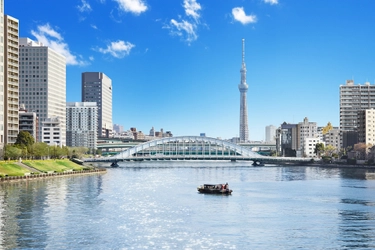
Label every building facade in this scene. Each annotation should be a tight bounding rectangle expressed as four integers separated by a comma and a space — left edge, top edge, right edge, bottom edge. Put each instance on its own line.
297, 117, 318, 154
303, 137, 324, 158
81, 72, 112, 138
340, 80, 375, 131
19, 105, 38, 140
238, 39, 249, 142
4, 15, 19, 144
19, 38, 66, 145
357, 109, 375, 146
0, 0, 4, 152
66, 102, 98, 150
322, 128, 341, 150
41, 117, 63, 146
265, 125, 276, 143
276, 122, 298, 157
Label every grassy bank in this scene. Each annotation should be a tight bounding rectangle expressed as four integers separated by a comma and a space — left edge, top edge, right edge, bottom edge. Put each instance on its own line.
0, 159, 87, 177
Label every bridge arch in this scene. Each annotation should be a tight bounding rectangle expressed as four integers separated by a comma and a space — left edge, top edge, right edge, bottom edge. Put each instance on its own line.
112, 136, 262, 160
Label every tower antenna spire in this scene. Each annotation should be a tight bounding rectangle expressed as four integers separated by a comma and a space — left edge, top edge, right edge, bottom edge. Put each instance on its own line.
242, 38, 245, 65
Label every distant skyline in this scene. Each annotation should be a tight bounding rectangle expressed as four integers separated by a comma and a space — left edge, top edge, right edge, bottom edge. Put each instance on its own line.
7, 0, 375, 141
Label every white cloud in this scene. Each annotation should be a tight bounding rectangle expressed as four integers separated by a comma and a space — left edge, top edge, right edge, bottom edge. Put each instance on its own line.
166, 19, 197, 44
183, 0, 201, 22
232, 7, 257, 25
114, 0, 147, 15
264, 0, 278, 5
77, 0, 92, 12
91, 24, 98, 29
164, 0, 202, 44
31, 23, 86, 66
97, 40, 135, 58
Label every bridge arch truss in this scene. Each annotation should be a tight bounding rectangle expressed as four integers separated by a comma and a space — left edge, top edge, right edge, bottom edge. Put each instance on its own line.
112, 136, 262, 161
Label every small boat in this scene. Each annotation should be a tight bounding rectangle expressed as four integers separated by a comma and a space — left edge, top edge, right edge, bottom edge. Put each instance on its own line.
197, 183, 232, 195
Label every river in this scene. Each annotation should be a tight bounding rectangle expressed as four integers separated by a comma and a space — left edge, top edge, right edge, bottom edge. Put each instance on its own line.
0, 161, 375, 249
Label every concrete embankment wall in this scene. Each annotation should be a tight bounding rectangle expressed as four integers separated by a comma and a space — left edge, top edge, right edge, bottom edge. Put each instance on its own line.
0, 168, 107, 182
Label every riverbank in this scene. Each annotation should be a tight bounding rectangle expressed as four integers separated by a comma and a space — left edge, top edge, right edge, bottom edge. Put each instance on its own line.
0, 159, 106, 182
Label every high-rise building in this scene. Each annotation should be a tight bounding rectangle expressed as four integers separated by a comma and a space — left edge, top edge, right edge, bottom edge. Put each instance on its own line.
238, 39, 249, 142
0, 0, 4, 152
4, 15, 19, 144
340, 80, 375, 131
66, 102, 98, 150
265, 125, 276, 143
19, 38, 66, 145
81, 72, 112, 138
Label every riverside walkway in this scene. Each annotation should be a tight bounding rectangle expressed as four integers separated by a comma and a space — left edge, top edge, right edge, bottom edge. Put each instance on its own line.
84, 136, 311, 166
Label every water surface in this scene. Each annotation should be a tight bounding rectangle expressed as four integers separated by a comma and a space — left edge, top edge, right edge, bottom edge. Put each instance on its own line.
1, 161, 374, 249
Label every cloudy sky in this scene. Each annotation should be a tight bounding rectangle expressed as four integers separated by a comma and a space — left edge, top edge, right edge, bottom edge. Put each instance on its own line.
6, 0, 375, 141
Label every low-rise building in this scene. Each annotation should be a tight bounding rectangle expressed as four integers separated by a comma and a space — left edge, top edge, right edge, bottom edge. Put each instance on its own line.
42, 117, 63, 147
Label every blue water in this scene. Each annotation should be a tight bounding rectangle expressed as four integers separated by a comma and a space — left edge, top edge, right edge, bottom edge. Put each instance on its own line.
1, 161, 375, 249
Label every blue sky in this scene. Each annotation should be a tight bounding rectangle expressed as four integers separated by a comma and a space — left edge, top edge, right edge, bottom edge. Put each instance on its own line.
6, 0, 375, 141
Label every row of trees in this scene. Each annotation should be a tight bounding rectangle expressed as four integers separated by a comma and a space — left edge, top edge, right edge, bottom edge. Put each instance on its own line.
3, 131, 90, 160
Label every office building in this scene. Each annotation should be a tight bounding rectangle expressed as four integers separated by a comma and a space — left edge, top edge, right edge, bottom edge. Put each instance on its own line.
265, 125, 276, 143
66, 102, 98, 150
238, 39, 249, 142
4, 15, 19, 144
19, 38, 66, 145
81, 72, 112, 138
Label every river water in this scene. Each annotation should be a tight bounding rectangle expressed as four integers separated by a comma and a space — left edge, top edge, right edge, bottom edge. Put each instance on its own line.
0, 161, 375, 249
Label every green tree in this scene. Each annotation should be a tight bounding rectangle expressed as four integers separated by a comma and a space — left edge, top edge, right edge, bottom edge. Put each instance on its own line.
15, 131, 35, 148
324, 145, 336, 157
314, 143, 325, 157
32, 142, 49, 159
4, 145, 22, 160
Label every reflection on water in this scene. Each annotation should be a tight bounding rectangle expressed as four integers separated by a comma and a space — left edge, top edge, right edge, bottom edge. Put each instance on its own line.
0, 163, 374, 249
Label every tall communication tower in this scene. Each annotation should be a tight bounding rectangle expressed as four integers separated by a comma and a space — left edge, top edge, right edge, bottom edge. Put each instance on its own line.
238, 39, 249, 142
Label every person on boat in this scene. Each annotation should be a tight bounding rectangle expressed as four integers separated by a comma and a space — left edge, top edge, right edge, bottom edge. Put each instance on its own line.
225, 183, 229, 190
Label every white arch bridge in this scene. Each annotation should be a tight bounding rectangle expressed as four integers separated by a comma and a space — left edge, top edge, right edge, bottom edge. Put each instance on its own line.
84, 136, 312, 166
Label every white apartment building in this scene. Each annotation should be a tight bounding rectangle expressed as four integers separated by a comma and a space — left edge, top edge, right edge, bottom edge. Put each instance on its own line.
265, 125, 276, 143
19, 38, 66, 145
4, 15, 19, 144
66, 102, 98, 150
298, 117, 317, 153
303, 137, 324, 158
81, 72, 112, 138
357, 109, 375, 146
340, 80, 375, 131
42, 117, 63, 147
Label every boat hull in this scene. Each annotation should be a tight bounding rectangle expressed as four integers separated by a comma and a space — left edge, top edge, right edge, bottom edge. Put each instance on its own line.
197, 188, 232, 195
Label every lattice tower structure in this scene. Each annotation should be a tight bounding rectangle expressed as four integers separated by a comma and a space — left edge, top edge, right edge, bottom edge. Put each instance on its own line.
238, 39, 249, 142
